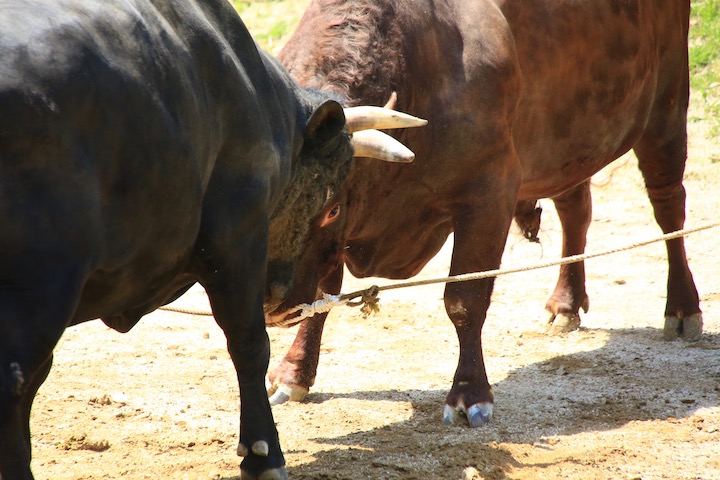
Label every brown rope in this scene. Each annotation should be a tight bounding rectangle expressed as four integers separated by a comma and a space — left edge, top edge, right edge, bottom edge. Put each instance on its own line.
158, 304, 213, 316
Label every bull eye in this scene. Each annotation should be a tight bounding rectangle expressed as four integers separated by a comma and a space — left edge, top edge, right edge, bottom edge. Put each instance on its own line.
320, 203, 341, 227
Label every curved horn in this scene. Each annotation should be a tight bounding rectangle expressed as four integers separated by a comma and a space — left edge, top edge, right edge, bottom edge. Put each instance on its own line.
383, 91, 398, 110
344, 106, 427, 133
351, 129, 415, 163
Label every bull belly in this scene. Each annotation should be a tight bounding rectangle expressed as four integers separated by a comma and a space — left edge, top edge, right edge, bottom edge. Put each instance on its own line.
71, 267, 196, 327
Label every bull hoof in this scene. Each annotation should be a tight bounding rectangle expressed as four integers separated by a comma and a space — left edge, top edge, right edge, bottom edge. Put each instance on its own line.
546, 312, 581, 335
664, 313, 703, 342
268, 383, 309, 405
443, 402, 493, 427
240, 467, 288, 480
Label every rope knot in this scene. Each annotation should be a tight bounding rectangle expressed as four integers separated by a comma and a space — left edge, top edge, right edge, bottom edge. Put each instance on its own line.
346, 285, 380, 318
289, 293, 347, 323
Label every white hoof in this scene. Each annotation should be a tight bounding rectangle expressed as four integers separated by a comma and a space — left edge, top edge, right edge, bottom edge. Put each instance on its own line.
443, 404, 463, 425
268, 383, 308, 405
442, 403, 493, 427
665, 314, 703, 342
682, 313, 703, 342
546, 312, 581, 335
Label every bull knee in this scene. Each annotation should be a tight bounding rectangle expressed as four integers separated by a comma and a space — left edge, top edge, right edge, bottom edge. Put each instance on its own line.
444, 290, 487, 331
445, 280, 493, 326
446, 299, 470, 328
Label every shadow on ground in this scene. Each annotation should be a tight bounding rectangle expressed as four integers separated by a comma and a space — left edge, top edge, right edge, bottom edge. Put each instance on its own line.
256, 328, 720, 480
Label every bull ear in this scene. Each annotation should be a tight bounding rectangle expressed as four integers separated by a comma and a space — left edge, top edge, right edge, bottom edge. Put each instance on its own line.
306, 100, 346, 142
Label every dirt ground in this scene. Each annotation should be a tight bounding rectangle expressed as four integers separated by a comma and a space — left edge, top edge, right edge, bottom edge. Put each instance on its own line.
30, 107, 720, 480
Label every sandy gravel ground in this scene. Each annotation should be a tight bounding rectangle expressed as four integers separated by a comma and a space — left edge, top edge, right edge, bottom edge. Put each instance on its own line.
29, 110, 720, 479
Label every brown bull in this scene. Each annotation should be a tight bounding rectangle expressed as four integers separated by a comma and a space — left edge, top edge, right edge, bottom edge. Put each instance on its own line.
266, 0, 701, 426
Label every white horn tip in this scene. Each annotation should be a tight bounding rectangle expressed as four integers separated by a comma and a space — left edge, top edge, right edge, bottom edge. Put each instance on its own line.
395, 151, 415, 163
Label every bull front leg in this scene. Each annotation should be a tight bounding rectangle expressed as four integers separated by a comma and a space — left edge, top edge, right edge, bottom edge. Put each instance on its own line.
195, 223, 286, 480
545, 180, 592, 334
267, 264, 344, 405
266, 313, 327, 405
442, 188, 517, 427
443, 276, 496, 427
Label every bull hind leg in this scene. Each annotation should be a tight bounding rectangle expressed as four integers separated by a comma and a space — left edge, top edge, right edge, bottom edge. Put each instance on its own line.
0, 362, 33, 480
2, 354, 57, 480
634, 130, 701, 341
18, 357, 52, 459
632, 12, 700, 341
0, 356, 55, 480
0, 277, 79, 480
544, 180, 592, 334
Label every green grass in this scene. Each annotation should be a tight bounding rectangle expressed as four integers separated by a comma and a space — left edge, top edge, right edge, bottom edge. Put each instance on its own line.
229, 0, 309, 54
689, 0, 720, 134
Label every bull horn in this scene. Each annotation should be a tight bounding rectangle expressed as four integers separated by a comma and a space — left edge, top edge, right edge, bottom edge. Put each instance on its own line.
351, 129, 415, 163
383, 92, 398, 110
344, 106, 427, 133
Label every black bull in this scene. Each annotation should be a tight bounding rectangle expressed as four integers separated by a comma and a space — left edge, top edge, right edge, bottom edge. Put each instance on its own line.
0, 1, 425, 479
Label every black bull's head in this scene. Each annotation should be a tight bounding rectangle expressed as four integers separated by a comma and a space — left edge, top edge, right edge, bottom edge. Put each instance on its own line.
264, 100, 427, 318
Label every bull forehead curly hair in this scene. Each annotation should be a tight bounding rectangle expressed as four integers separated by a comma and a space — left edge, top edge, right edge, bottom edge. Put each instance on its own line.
278, 0, 405, 107
266, 88, 353, 277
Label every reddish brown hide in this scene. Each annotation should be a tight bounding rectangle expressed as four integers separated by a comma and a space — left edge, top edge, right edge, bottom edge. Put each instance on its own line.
266, 0, 701, 426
